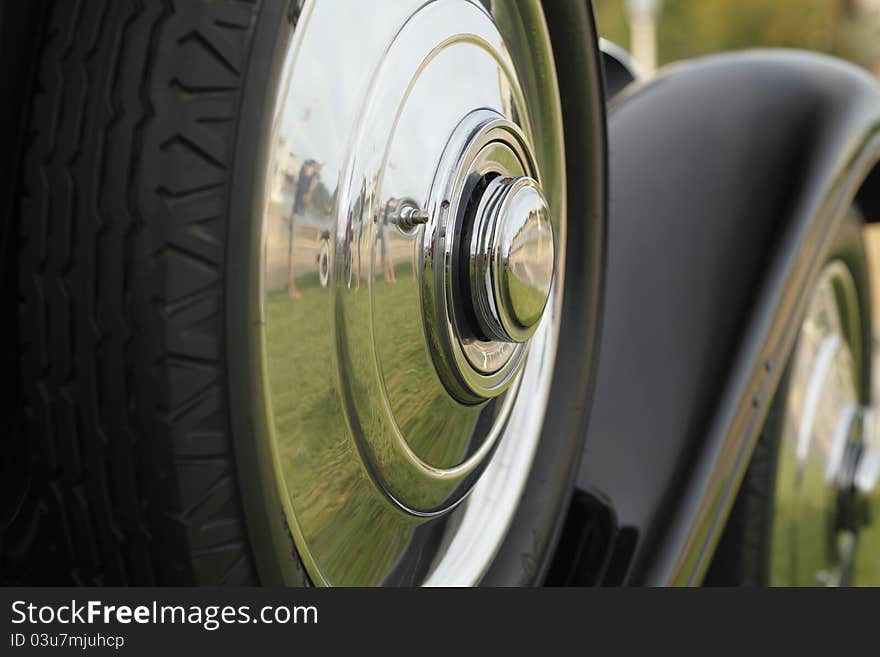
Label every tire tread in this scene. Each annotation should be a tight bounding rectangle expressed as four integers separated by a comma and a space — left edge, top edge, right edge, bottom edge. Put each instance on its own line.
7, 0, 262, 585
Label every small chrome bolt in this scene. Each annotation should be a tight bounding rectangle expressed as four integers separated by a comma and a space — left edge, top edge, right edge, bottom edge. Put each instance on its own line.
397, 206, 430, 230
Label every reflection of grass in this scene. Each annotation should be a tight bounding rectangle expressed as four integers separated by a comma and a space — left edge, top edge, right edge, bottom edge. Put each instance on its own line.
770, 443, 828, 586
853, 490, 880, 585
262, 269, 481, 584
265, 280, 416, 585
372, 262, 479, 469
770, 437, 880, 586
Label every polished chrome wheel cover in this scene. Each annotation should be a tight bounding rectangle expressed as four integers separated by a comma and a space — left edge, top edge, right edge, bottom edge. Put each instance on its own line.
256, 0, 565, 585
771, 261, 878, 585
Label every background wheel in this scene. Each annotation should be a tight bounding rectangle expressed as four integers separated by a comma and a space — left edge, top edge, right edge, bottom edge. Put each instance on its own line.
3, 0, 605, 586
706, 211, 878, 586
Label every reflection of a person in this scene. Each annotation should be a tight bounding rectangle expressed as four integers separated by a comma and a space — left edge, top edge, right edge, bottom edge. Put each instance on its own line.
288, 159, 321, 299
354, 179, 367, 290
381, 199, 397, 283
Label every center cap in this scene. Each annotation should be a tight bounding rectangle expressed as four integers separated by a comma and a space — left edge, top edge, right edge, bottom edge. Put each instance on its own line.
419, 109, 556, 405
470, 176, 555, 344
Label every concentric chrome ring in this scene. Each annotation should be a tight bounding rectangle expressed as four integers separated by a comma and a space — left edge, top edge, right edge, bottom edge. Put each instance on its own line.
253, 0, 566, 586
420, 110, 541, 403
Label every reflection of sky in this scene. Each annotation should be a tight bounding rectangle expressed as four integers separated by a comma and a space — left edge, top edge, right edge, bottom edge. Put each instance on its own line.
277, 1, 419, 190
384, 41, 512, 206
274, 0, 513, 203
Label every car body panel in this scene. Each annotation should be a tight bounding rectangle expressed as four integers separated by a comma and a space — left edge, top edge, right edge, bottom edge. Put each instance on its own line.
579, 50, 880, 585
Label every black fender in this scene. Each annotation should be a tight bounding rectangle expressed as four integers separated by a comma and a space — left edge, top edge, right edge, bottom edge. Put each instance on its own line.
577, 51, 880, 585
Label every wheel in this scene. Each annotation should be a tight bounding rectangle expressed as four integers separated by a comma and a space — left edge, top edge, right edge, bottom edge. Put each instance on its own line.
2, 0, 605, 585
706, 210, 880, 586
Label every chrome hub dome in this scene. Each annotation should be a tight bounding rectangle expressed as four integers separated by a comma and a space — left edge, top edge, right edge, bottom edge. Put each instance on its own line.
470, 174, 555, 344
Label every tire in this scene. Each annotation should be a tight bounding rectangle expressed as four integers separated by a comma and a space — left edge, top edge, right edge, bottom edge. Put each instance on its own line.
705, 211, 871, 586
2, 0, 606, 586
4, 0, 279, 585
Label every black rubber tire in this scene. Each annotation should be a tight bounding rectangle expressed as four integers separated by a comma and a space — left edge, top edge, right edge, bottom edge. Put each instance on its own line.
2, 0, 283, 585
2, 0, 606, 586
704, 211, 871, 586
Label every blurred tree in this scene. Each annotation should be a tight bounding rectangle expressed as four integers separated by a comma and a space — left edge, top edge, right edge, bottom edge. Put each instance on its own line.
593, 0, 879, 70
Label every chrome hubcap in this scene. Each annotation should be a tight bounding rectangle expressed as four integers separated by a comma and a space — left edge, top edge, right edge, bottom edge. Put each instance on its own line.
253, 0, 566, 586
771, 261, 879, 585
